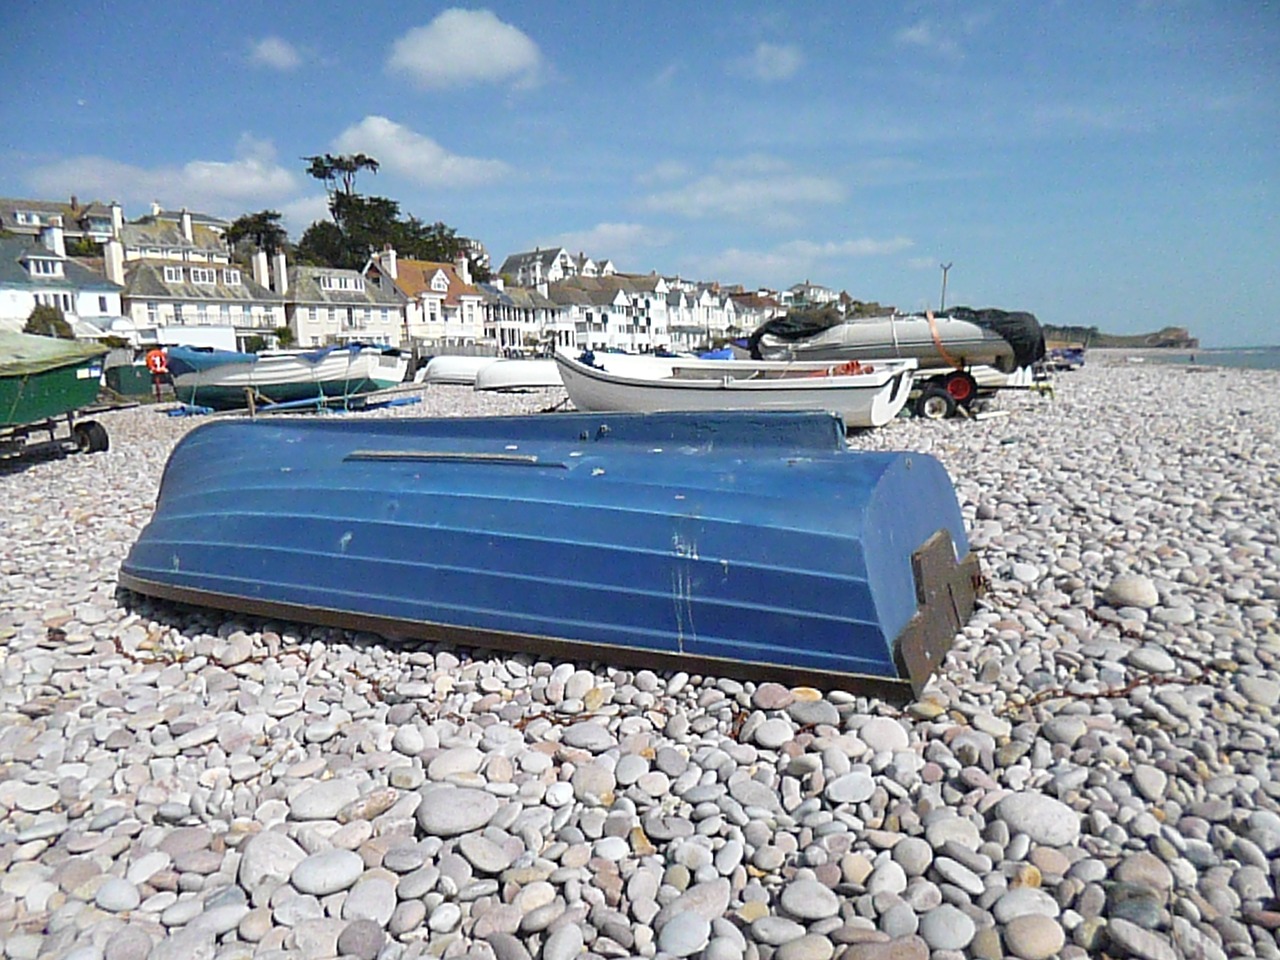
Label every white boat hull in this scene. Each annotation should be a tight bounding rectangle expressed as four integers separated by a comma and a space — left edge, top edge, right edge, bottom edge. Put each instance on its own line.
473, 358, 562, 391
420, 355, 500, 385
555, 352, 916, 428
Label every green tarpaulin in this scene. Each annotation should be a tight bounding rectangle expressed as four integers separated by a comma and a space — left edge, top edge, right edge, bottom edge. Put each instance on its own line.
0, 331, 109, 378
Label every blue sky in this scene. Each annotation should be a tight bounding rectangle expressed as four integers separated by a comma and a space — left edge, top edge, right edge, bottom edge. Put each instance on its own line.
2, 2, 1276, 346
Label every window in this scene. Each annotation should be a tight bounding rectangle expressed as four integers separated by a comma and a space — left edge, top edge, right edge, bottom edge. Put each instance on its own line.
380, 308, 389, 324
197, 304, 209, 325
28, 258, 61, 276
363, 308, 372, 325
164, 266, 183, 283
15, 211, 41, 226
309, 307, 318, 324
147, 302, 158, 323
431, 273, 448, 293
98, 296, 108, 313
191, 268, 216, 284
223, 269, 241, 285
173, 304, 184, 323
220, 305, 231, 323
329, 307, 338, 325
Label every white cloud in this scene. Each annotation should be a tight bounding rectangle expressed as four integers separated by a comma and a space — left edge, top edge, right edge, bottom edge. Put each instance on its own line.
387, 9, 542, 90
249, 36, 302, 71
894, 20, 962, 59
27, 139, 299, 216
741, 42, 803, 81
545, 223, 672, 267
332, 116, 510, 187
643, 158, 845, 226
637, 160, 691, 186
697, 236, 912, 290
278, 195, 333, 235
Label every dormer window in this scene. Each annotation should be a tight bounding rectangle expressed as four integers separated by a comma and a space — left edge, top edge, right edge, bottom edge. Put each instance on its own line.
164, 266, 183, 283
27, 257, 62, 277
15, 211, 42, 226
191, 268, 216, 284
431, 272, 449, 293
224, 269, 241, 285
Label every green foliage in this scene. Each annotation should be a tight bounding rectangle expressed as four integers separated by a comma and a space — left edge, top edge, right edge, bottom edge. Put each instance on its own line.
227, 210, 288, 256
304, 153, 380, 200
65, 236, 99, 257
295, 151, 485, 279
274, 325, 296, 347
24, 304, 74, 339
243, 335, 267, 353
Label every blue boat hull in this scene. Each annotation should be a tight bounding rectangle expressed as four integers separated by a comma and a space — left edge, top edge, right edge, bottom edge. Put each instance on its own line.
119, 411, 979, 694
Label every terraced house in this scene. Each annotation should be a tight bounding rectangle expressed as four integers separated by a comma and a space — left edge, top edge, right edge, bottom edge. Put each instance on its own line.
0, 218, 123, 335
365, 247, 483, 350
105, 210, 284, 347
284, 264, 406, 347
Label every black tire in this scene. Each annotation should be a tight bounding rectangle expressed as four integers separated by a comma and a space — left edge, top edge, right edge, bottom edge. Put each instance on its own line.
73, 420, 109, 454
914, 386, 957, 420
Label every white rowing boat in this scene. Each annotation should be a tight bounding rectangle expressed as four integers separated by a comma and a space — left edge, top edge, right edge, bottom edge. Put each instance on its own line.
554, 351, 917, 428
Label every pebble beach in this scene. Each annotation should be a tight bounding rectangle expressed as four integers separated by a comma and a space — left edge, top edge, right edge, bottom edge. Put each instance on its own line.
2, 359, 1278, 960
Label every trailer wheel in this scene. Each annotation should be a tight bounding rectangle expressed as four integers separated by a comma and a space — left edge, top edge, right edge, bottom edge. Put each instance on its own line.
74, 420, 110, 454
943, 371, 978, 404
915, 387, 957, 420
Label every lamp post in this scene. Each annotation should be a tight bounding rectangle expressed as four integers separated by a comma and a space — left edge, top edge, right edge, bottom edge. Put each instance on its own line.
939, 262, 953, 312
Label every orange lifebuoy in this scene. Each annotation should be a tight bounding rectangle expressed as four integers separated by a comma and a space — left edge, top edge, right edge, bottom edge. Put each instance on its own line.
145, 349, 168, 374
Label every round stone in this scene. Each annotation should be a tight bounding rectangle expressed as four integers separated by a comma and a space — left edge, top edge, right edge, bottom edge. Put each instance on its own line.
289, 780, 361, 820
858, 717, 909, 752
337, 918, 385, 960
543, 923, 585, 960
291, 849, 365, 896
777, 934, 836, 960
459, 833, 515, 873
238, 830, 307, 894
918, 904, 975, 951
780, 878, 840, 920
95, 878, 141, 913
342, 877, 397, 926
892, 837, 933, 876
658, 912, 712, 957
415, 785, 499, 836
754, 718, 795, 749
1004, 915, 1065, 960
996, 793, 1080, 846
824, 771, 875, 805
1103, 574, 1159, 609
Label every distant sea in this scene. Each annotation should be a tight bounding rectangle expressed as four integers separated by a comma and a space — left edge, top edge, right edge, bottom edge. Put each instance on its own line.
1104, 345, 1280, 371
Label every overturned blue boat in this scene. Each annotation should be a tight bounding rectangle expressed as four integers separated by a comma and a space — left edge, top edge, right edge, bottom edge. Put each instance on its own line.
119, 411, 980, 695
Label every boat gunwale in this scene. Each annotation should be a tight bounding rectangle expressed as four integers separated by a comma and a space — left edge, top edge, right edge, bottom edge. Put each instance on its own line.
116, 568, 917, 700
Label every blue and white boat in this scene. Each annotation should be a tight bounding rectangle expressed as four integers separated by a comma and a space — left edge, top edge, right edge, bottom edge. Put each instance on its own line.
166, 343, 407, 410
119, 410, 979, 695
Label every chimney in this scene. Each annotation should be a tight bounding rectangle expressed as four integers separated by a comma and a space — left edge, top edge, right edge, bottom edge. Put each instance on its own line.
454, 254, 471, 285
41, 216, 66, 258
105, 238, 125, 286
252, 249, 269, 287
110, 201, 123, 238
272, 250, 288, 295
180, 208, 193, 243
379, 244, 397, 280
151, 200, 162, 217
70, 195, 78, 210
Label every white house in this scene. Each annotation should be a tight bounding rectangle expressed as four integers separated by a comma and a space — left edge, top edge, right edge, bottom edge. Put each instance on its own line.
365, 247, 485, 350
284, 262, 406, 347
0, 221, 123, 335
478, 281, 570, 353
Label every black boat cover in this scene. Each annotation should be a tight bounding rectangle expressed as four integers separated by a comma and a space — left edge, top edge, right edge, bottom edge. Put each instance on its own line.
749, 305, 1046, 369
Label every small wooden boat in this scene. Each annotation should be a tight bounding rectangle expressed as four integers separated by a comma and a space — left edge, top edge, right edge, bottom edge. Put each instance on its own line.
554, 351, 916, 428
473, 358, 562, 391
1, 331, 110, 457
420, 355, 498, 385
119, 410, 979, 695
167, 344, 407, 411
